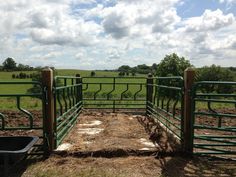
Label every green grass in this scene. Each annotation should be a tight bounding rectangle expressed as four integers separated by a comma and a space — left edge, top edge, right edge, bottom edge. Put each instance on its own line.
1, 69, 235, 110
0, 69, 147, 110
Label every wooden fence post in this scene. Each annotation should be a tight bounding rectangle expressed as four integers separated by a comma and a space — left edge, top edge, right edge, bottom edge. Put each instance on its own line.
42, 68, 55, 152
146, 73, 153, 115
76, 74, 82, 103
183, 67, 195, 154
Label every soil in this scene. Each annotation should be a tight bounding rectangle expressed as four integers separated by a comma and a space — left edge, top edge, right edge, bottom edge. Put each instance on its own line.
59, 110, 180, 153
0, 109, 236, 177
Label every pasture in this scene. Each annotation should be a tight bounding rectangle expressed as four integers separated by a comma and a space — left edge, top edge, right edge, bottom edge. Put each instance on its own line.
0, 69, 147, 110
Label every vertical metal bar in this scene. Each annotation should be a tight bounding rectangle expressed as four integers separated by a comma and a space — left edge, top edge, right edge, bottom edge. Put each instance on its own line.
72, 79, 75, 106
63, 79, 68, 112
156, 78, 160, 107
57, 91, 63, 116
113, 100, 115, 113
67, 80, 72, 109
16, 96, 33, 128
0, 113, 5, 129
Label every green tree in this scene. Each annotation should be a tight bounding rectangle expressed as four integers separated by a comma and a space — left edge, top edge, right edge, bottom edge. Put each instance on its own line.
156, 53, 192, 77
136, 64, 151, 74
2, 58, 17, 71
151, 63, 158, 75
118, 65, 131, 73
197, 65, 235, 93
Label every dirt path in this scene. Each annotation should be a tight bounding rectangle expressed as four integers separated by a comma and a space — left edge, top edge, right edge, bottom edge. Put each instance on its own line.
2, 111, 236, 177
55, 111, 179, 153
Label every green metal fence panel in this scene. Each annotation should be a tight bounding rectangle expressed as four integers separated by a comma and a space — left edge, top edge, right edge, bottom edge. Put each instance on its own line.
54, 76, 83, 147
146, 76, 184, 142
191, 81, 236, 159
0, 81, 46, 155
82, 77, 146, 112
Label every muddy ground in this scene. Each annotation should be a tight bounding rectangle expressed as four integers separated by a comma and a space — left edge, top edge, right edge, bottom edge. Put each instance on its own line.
1, 110, 235, 177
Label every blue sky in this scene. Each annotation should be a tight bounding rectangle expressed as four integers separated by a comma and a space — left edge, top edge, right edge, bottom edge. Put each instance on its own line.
178, 0, 236, 17
0, 0, 236, 70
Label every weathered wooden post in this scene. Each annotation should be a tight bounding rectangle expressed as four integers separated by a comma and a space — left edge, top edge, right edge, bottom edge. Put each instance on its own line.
42, 68, 55, 152
146, 73, 153, 115
183, 67, 195, 154
76, 74, 82, 111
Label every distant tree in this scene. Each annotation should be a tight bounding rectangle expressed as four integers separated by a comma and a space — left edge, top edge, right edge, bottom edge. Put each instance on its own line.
131, 72, 136, 76
118, 72, 125, 77
90, 71, 96, 77
197, 65, 235, 93
17, 64, 32, 71
118, 65, 131, 73
156, 53, 192, 77
126, 72, 129, 76
18, 64, 25, 71
151, 63, 158, 75
2, 58, 17, 71
12, 74, 16, 79
136, 64, 151, 74
35, 66, 43, 71
229, 67, 236, 72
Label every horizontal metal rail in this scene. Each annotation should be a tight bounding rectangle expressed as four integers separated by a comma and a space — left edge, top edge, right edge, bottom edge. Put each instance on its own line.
54, 75, 83, 147
146, 76, 184, 142
191, 81, 236, 157
82, 77, 146, 111
0, 81, 46, 155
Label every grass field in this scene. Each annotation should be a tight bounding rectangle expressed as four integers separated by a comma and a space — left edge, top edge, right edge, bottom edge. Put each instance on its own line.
0, 69, 147, 110
0, 69, 235, 110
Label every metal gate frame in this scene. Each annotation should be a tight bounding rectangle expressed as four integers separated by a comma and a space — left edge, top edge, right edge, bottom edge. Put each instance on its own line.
191, 81, 236, 159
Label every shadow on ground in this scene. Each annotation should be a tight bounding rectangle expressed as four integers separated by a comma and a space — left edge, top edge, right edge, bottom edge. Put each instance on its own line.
160, 156, 236, 177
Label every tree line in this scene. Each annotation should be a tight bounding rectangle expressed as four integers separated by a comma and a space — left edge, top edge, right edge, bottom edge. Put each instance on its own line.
116, 53, 236, 82
0, 57, 43, 71
2, 54, 235, 93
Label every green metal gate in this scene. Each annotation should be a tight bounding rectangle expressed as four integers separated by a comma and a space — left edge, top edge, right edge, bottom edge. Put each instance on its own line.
191, 81, 236, 159
82, 77, 146, 112
53, 76, 83, 147
146, 76, 184, 143
0, 81, 47, 155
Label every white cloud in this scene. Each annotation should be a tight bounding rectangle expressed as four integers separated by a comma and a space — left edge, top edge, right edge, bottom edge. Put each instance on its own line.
219, 0, 236, 4
184, 9, 234, 32
0, 0, 235, 69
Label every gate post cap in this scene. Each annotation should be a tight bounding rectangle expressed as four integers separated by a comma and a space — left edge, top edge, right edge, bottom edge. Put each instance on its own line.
42, 67, 53, 72
184, 67, 195, 72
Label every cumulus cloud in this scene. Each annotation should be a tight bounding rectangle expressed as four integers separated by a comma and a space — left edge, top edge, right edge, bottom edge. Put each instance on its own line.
0, 0, 235, 69
184, 9, 234, 32
100, 0, 181, 39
